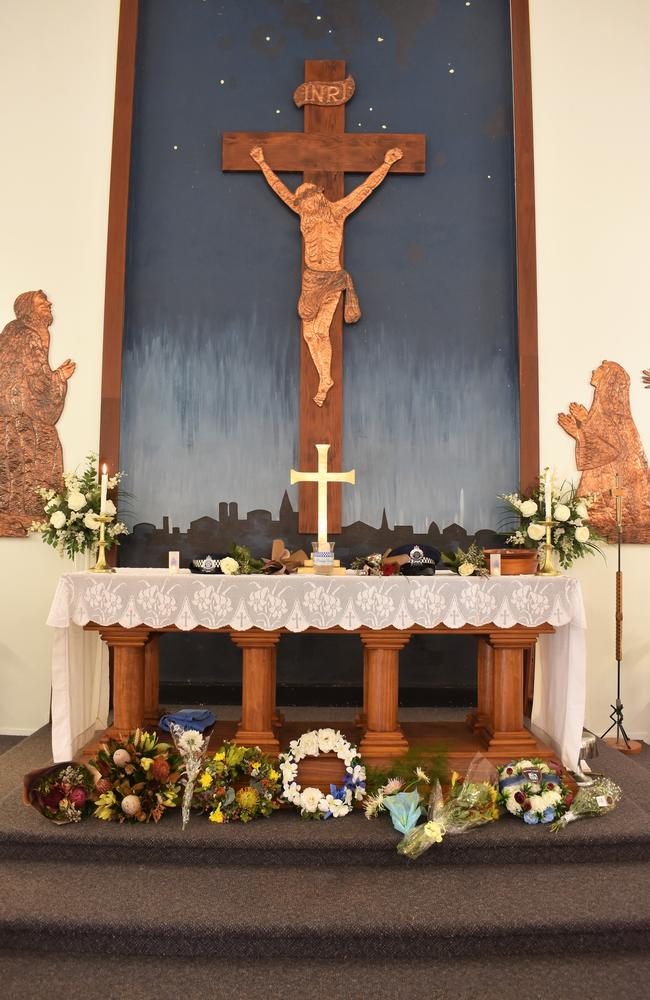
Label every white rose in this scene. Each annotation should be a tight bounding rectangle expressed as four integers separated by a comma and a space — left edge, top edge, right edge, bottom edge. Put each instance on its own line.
219, 556, 239, 575
458, 562, 475, 576
300, 787, 323, 813
527, 523, 546, 541
554, 504, 570, 522
103, 499, 117, 516
575, 526, 590, 543
520, 500, 538, 517
528, 794, 545, 814
575, 502, 589, 519
49, 510, 66, 529
84, 512, 101, 530
317, 728, 339, 753
506, 797, 521, 815
299, 731, 320, 758
67, 491, 87, 511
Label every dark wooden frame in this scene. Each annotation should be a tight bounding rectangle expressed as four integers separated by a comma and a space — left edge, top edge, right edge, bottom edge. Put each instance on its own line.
99, 0, 539, 497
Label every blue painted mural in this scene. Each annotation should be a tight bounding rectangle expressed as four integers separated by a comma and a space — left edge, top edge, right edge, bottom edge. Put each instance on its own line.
121, 0, 518, 538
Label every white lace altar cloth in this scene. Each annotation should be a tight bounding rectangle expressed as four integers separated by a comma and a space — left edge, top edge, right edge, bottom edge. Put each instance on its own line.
48, 570, 586, 767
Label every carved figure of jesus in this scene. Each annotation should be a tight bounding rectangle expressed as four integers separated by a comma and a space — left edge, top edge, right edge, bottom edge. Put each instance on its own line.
250, 145, 403, 406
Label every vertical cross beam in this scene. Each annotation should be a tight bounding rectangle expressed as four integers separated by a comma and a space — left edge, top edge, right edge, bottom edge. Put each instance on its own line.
300, 60, 345, 534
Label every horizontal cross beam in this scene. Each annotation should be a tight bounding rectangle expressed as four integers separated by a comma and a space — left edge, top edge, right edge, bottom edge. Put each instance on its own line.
222, 132, 426, 173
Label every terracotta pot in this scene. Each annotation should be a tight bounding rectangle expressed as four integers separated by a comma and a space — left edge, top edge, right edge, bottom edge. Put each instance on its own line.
483, 548, 540, 575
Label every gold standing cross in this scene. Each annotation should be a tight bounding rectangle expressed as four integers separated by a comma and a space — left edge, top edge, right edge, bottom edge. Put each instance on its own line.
290, 444, 355, 550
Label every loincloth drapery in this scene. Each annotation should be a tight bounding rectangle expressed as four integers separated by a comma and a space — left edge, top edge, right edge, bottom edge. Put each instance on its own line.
298, 267, 361, 324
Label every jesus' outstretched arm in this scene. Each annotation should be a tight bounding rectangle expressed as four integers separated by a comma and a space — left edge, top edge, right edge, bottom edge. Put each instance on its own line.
335, 148, 403, 218
249, 146, 299, 213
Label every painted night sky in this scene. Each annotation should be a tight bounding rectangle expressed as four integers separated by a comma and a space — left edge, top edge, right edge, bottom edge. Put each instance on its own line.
121, 0, 519, 535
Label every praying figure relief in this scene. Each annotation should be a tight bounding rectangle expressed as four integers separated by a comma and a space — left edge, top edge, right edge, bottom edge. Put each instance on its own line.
0, 291, 75, 536
250, 145, 403, 406
558, 360, 650, 542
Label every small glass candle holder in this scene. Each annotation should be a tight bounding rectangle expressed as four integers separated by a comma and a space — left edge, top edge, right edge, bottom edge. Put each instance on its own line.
312, 540, 335, 567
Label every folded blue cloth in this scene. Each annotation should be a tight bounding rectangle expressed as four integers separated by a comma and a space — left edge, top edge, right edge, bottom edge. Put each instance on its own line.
159, 708, 216, 733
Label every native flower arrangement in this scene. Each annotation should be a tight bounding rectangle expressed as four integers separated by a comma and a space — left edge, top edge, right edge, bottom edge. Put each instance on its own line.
441, 543, 488, 577
397, 758, 500, 859
498, 474, 602, 570
193, 742, 282, 824
31, 452, 128, 559
91, 730, 182, 823
364, 766, 433, 831
498, 758, 570, 825
23, 762, 96, 824
280, 729, 366, 819
550, 776, 622, 831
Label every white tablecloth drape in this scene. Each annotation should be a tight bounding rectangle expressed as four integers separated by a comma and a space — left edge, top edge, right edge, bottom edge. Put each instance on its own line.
47, 570, 586, 766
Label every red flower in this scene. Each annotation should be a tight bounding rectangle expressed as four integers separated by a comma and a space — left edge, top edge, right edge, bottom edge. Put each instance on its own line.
565, 792, 573, 806
514, 791, 525, 805
546, 782, 555, 790
522, 800, 532, 811
381, 563, 398, 576
42, 787, 64, 811
151, 757, 170, 783
506, 768, 514, 775
68, 787, 87, 809
95, 778, 111, 794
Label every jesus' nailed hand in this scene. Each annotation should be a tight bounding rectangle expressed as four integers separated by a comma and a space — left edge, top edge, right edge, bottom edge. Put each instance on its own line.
250, 144, 403, 406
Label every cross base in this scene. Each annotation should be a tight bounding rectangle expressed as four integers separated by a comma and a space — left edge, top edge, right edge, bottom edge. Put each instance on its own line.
297, 561, 347, 576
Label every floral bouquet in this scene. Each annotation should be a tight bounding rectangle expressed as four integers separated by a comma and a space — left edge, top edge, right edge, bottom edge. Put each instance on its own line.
364, 765, 433, 832
23, 762, 96, 824
349, 553, 384, 576
498, 757, 570, 825
550, 776, 622, 831
397, 756, 500, 859
498, 473, 602, 570
194, 742, 282, 823
167, 726, 209, 831
441, 543, 488, 577
30, 452, 128, 559
90, 729, 182, 823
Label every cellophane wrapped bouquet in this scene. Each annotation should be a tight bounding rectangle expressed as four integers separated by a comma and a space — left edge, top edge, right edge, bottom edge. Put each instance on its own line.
550, 776, 622, 831
397, 755, 500, 859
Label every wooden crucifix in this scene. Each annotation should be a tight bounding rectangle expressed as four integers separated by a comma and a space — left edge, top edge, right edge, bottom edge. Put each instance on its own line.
222, 60, 426, 533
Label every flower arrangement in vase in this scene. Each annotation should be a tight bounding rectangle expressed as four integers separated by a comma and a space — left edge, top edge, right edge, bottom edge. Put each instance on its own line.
31, 452, 128, 560
498, 472, 603, 570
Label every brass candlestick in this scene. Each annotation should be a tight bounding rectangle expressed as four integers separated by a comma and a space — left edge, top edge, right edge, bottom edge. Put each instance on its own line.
89, 514, 116, 573
537, 518, 559, 576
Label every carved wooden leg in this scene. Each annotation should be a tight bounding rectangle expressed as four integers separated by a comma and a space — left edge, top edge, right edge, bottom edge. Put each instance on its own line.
354, 646, 369, 729
467, 638, 494, 732
481, 633, 538, 756
144, 635, 162, 728
230, 631, 281, 753
98, 626, 151, 738
359, 630, 410, 759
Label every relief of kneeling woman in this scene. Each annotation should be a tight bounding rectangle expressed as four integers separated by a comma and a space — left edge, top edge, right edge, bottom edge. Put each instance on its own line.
558, 360, 650, 542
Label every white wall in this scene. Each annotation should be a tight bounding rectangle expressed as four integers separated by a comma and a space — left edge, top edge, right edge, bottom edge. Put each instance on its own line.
1, 0, 648, 741
530, 0, 650, 739
0, 1, 119, 733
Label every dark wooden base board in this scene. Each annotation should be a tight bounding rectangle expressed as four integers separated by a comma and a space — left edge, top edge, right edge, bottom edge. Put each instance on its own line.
80, 719, 555, 781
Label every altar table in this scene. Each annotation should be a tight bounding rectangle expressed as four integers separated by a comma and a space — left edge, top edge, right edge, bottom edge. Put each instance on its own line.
47, 570, 587, 768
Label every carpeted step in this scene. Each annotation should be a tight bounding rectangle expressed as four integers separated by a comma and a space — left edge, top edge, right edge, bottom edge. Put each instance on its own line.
2, 951, 650, 1000
1, 857, 649, 960
2, 781, 650, 868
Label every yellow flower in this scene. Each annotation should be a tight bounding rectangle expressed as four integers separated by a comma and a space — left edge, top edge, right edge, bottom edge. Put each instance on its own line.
450, 771, 460, 789
213, 752, 225, 763
249, 761, 261, 771
236, 787, 259, 812
209, 807, 225, 823
140, 757, 153, 772
199, 772, 213, 789
162, 789, 178, 807
423, 821, 444, 843
268, 769, 279, 782
93, 791, 116, 821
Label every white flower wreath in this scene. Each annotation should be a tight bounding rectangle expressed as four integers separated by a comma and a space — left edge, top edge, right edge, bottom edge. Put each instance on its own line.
497, 758, 568, 825
279, 728, 366, 819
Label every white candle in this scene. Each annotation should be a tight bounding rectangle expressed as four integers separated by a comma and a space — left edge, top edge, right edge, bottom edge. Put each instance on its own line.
544, 469, 552, 521
100, 463, 108, 514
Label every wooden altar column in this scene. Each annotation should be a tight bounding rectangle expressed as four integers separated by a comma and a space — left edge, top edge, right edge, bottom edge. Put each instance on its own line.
143, 635, 162, 728
230, 630, 281, 754
98, 625, 151, 737
359, 630, 411, 759
466, 637, 494, 733
480, 632, 538, 756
